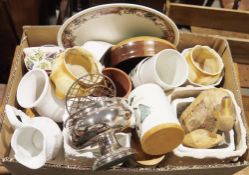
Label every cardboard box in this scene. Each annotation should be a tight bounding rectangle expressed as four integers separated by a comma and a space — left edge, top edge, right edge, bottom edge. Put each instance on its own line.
0, 26, 249, 175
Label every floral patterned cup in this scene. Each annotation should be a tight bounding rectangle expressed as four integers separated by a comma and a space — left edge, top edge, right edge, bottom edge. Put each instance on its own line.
23, 46, 63, 73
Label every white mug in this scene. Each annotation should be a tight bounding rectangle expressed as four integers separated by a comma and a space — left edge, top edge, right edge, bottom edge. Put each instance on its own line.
16, 69, 65, 122
81, 40, 113, 69
5, 105, 63, 169
129, 58, 148, 88
139, 49, 188, 90
128, 84, 184, 155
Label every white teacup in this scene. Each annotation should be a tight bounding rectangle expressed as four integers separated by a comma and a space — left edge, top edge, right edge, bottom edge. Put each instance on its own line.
128, 84, 184, 155
139, 49, 188, 90
129, 58, 148, 87
16, 69, 65, 122
5, 105, 63, 169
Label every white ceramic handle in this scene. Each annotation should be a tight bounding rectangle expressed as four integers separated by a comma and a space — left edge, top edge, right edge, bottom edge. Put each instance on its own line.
5, 105, 31, 129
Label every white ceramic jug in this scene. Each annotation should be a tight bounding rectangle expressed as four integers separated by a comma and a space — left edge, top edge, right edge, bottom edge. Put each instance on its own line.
5, 105, 63, 169
16, 69, 65, 122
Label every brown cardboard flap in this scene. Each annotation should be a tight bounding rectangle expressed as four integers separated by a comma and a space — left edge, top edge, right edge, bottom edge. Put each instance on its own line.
0, 84, 6, 105
237, 64, 249, 88
23, 25, 60, 46
0, 46, 22, 160
0, 30, 32, 161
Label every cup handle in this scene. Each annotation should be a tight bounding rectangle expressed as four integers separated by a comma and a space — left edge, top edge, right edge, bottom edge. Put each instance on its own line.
5, 105, 31, 129
115, 132, 131, 148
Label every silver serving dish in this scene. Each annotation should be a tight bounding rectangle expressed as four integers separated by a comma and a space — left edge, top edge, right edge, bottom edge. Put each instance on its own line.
64, 97, 135, 170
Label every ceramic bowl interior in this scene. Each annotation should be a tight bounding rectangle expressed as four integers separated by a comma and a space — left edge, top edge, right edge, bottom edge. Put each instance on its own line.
57, 3, 179, 49
102, 67, 132, 97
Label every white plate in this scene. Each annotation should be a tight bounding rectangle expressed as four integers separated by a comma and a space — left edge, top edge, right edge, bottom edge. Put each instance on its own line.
57, 3, 179, 48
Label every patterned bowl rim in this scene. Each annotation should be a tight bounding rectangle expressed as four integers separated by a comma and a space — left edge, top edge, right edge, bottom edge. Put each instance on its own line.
57, 3, 179, 49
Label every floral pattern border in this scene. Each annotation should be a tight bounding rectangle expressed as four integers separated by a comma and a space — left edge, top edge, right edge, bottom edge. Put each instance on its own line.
61, 7, 176, 48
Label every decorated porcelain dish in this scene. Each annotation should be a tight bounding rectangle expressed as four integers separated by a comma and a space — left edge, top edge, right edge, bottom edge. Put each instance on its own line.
57, 3, 179, 48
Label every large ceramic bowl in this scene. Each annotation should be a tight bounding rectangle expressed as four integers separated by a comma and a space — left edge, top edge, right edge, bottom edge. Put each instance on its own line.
57, 3, 179, 48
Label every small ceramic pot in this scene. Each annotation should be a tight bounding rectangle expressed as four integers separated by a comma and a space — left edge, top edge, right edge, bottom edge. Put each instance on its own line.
182, 45, 224, 86
50, 46, 99, 99
110, 36, 176, 68
102, 67, 132, 98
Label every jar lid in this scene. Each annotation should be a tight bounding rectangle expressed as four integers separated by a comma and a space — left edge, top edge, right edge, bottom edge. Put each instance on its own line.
141, 123, 184, 155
